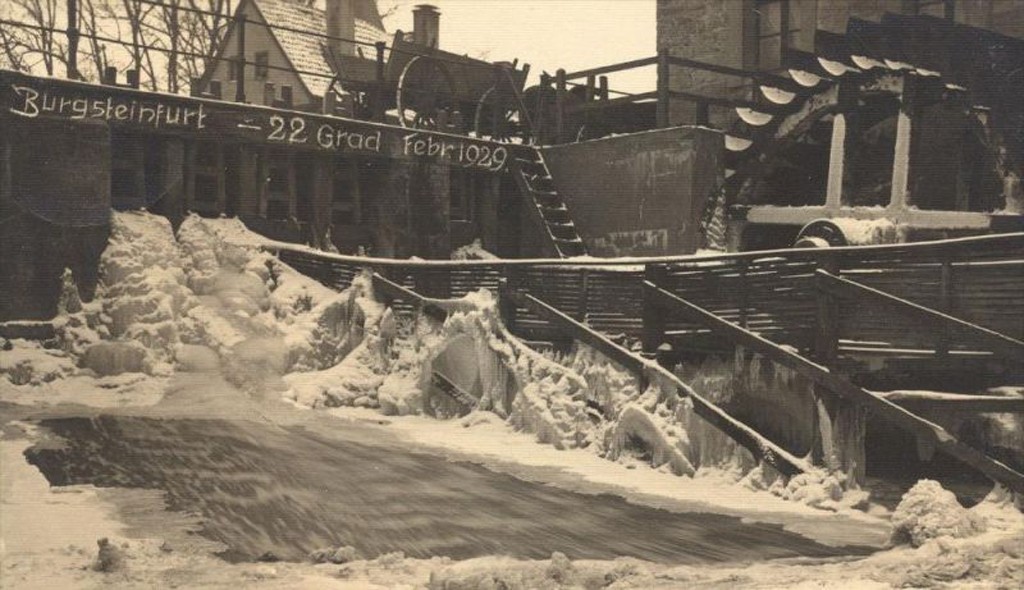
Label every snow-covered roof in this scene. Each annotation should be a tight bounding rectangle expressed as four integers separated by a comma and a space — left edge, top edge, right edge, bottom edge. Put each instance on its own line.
251, 0, 390, 98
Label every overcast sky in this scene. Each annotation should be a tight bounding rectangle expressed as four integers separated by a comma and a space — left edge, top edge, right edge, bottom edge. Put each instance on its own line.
381, 0, 657, 93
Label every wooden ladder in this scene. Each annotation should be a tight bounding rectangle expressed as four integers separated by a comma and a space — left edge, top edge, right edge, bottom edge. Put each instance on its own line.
510, 149, 587, 258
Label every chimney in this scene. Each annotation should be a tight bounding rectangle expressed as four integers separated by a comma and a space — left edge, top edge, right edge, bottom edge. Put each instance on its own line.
325, 0, 356, 57
412, 4, 440, 48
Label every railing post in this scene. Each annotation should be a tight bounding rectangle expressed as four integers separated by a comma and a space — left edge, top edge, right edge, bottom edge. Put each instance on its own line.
598, 75, 609, 101
498, 272, 518, 334
585, 74, 596, 102
235, 13, 247, 103
642, 264, 668, 355
656, 47, 670, 128
814, 255, 839, 367
812, 253, 865, 485
555, 69, 567, 144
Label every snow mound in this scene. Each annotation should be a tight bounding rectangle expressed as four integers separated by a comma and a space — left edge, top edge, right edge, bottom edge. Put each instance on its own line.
0, 341, 77, 385
891, 480, 987, 547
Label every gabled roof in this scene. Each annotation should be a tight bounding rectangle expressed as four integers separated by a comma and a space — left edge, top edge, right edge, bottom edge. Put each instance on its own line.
250, 0, 389, 98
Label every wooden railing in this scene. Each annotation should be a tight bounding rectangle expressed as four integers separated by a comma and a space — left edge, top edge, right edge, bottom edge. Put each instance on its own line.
267, 233, 1024, 490
266, 232, 1024, 372
541, 49, 801, 143
643, 281, 1024, 493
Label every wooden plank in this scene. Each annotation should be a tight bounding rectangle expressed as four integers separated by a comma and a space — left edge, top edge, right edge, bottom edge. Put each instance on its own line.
819, 270, 1024, 363
645, 281, 1024, 493
879, 391, 1024, 413
562, 56, 660, 80
512, 290, 810, 478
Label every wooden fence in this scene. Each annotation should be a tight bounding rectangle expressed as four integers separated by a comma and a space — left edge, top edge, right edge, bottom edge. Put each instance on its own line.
268, 232, 1024, 372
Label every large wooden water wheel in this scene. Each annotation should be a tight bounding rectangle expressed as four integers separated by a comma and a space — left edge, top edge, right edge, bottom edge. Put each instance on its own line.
395, 55, 462, 131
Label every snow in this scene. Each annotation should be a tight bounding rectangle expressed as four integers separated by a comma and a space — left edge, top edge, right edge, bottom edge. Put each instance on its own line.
2, 211, 1022, 588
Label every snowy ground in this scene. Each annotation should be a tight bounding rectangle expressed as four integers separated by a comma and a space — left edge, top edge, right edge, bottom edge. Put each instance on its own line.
1, 212, 1021, 589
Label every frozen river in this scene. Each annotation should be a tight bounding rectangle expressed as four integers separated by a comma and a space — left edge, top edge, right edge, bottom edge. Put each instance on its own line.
25, 414, 871, 564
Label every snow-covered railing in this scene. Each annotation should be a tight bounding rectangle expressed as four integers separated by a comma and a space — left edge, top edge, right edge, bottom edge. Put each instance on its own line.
265, 232, 1024, 368
643, 280, 1024, 494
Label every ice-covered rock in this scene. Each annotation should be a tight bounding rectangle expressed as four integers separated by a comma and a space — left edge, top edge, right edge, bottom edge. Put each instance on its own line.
81, 341, 149, 376
890, 480, 986, 547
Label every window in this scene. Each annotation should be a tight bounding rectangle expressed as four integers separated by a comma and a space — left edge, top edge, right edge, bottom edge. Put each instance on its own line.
227, 56, 240, 81
255, 51, 269, 80
754, 0, 801, 71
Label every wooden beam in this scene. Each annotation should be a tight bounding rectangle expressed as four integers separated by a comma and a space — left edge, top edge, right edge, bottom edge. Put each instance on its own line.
644, 281, 1024, 493
511, 290, 646, 383
879, 391, 1024, 413
562, 56, 659, 80
432, 371, 478, 409
825, 113, 846, 208
816, 270, 1024, 363
563, 91, 659, 114
889, 74, 915, 211
511, 289, 810, 478
370, 272, 476, 320
657, 48, 670, 128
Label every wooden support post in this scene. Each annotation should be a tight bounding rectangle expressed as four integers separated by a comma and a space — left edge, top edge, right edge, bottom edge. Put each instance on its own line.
103, 66, 117, 86
656, 47, 670, 128
215, 144, 227, 214
825, 113, 847, 209
183, 140, 196, 212
126, 69, 139, 88
645, 282, 1024, 493
498, 275, 517, 333
585, 75, 596, 102
813, 255, 862, 481
598, 76, 609, 101
555, 69, 567, 143
695, 101, 709, 127
286, 152, 297, 219
257, 146, 268, 217
814, 257, 840, 366
889, 75, 915, 212
375, 41, 386, 122
235, 13, 247, 103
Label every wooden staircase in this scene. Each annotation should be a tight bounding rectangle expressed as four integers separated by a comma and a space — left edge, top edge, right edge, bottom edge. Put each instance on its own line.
511, 149, 587, 258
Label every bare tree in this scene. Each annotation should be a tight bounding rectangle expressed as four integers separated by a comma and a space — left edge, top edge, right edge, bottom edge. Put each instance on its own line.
5, 0, 69, 76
